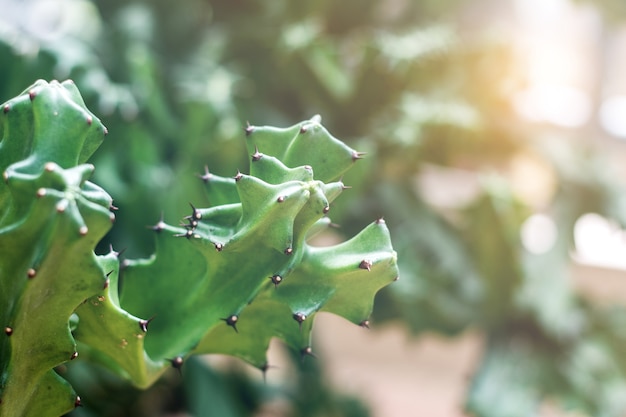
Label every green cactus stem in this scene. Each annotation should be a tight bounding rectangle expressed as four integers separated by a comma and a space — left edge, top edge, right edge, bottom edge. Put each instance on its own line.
1, 80, 398, 417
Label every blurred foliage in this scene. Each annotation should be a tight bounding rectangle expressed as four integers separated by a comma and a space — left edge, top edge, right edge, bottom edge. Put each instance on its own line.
3, 0, 626, 416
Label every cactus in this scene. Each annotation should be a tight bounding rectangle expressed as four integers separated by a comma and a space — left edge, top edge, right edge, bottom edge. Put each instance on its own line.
0, 81, 398, 417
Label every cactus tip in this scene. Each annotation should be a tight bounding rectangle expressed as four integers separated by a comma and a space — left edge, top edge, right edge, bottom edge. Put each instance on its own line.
2, 170, 8, 183
70, 351, 79, 360
27, 268, 36, 279
214, 242, 224, 252
284, 247, 293, 256
36, 188, 46, 198
86, 115, 93, 125
375, 217, 385, 224
2, 104, 9, 113
234, 170, 243, 182
277, 195, 285, 203
360, 320, 370, 329
74, 396, 82, 408
4, 326, 13, 336
79, 226, 89, 236
44, 162, 56, 172
103, 126, 109, 136
28, 89, 36, 101
323, 206, 330, 214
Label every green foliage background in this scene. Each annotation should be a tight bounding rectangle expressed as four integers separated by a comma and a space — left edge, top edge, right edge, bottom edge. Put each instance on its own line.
2, 0, 626, 416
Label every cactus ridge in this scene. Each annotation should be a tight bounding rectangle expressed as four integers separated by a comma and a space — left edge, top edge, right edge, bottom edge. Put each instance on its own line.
1, 83, 398, 417
0, 80, 113, 416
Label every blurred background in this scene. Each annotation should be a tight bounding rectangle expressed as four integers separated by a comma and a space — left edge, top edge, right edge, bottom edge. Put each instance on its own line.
2, 0, 626, 416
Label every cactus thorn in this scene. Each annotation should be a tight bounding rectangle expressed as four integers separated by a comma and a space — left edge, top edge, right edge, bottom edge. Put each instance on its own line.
44, 162, 56, 172
86, 115, 93, 125
139, 316, 155, 332
300, 346, 317, 361
323, 206, 330, 214
329, 222, 341, 228
109, 202, 119, 211
351, 151, 366, 161
284, 247, 293, 256
277, 195, 285, 203
300, 125, 309, 134
79, 226, 89, 236
292, 312, 307, 331
175, 229, 198, 239
70, 351, 79, 360
214, 242, 224, 251
234, 170, 243, 182
28, 89, 36, 100
188, 202, 202, 220
150, 213, 166, 233
394, 276, 400, 282
4, 327, 13, 336
2, 170, 8, 183
103, 277, 110, 290
3, 104, 9, 113
269, 274, 283, 288
244, 122, 255, 136
375, 217, 385, 224
103, 126, 109, 135
360, 320, 370, 329
27, 268, 36, 279
36, 188, 46, 198
251, 146, 263, 161
170, 356, 184, 370
198, 165, 212, 183
222, 315, 239, 333
359, 259, 372, 271
74, 396, 82, 408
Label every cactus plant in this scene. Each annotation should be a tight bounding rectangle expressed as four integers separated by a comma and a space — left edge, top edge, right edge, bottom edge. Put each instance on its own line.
0, 80, 398, 417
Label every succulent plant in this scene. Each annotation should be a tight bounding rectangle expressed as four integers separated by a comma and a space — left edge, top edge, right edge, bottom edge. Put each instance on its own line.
0, 81, 398, 417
